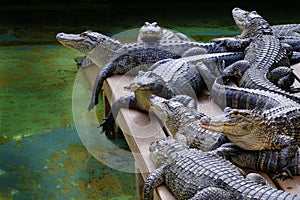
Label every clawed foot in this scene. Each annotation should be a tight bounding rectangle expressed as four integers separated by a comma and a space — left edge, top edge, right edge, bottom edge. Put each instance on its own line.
99, 116, 116, 139
211, 143, 239, 159
273, 166, 294, 181
286, 87, 300, 93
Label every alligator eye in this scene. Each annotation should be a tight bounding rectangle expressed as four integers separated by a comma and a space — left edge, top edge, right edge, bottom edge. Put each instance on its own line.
163, 101, 170, 109
230, 110, 240, 116
80, 32, 89, 38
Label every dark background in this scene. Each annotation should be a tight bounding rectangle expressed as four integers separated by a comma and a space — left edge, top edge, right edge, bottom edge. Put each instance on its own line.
1, 0, 300, 45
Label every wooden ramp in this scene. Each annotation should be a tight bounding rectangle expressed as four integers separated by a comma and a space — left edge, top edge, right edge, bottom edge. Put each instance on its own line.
82, 62, 300, 199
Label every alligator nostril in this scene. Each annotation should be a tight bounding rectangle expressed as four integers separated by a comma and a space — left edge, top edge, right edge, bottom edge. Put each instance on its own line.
56, 33, 64, 39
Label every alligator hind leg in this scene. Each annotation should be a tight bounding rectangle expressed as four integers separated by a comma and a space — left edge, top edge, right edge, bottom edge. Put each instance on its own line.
220, 60, 250, 83
267, 66, 299, 91
189, 187, 237, 200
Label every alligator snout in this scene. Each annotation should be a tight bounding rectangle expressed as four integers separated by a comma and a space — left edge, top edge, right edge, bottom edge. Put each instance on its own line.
56, 32, 65, 39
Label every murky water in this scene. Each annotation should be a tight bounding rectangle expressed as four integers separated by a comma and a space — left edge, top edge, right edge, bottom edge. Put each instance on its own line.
0, 45, 136, 199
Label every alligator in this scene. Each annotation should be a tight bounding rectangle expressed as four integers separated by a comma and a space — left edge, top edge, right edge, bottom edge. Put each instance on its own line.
211, 7, 300, 91
213, 143, 300, 177
200, 106, 300, 178
197, 62, 299, 111
143, 137, 300, 200
99, 57, 205, 137
272, 24, 300, 52
56, 28, 242, 110
137, 21, 192, 43
72, 22, 192, 68
100, 52, 244, 137
148, 95, 227, 151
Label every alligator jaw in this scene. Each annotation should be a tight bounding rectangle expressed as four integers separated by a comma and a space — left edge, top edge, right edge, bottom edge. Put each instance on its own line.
149, 95, 169, 122
199, 113, 252, 137
56, 32, 98, 54
199, 115, 239, 135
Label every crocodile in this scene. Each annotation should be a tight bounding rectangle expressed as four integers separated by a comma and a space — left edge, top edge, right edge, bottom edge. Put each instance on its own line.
148, 95, 227, 151
211, 7, 300, 91
143, 137, 300, 200
213, 143, 300, 176
100, 52, 244, 137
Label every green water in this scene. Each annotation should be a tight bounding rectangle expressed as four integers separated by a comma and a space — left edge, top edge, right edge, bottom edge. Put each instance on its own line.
0, 45, 136, 199
0, 45, 81, 140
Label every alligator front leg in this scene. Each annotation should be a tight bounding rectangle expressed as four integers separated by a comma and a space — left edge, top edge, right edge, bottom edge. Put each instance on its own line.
88, 61, 117, 111
100, 94, 140, 138
210, 37, 251, 51
273, 136, 299, 180
143, 166, 166, 200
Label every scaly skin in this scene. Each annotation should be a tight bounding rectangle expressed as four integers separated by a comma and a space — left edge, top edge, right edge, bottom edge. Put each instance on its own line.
100, 52, 243, 137
148, 95, 227, 151
200, 107, 300, 178
100, 58, 205, 137
198, 62, 300, 177
233, 7, 300, 92
211, 7, 300, 91
56, 29, 239, 110
214, 143, 300, 176
197, 62, 299, 111
272, 24, 300, 52
74, 21, 165, 68
143, 138, 300, 200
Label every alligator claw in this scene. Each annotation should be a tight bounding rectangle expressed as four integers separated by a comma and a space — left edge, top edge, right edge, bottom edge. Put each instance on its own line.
211, 143, 239, 159
99, 117, 116, 139
273, 166, 294, 181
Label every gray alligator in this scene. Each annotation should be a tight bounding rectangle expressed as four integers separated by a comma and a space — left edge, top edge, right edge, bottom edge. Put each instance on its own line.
213, 143, 300, 177
148, 95, 227, 151
75, 21, 191, 68
272, 24, 300, 52
99, 57, 205, 137
56, 28, 241, 110
198, 62, 300, 177
137, 21, 192, 43
212, 7, 300, 96
100, 52, 243, 137
143, 137, 300, 200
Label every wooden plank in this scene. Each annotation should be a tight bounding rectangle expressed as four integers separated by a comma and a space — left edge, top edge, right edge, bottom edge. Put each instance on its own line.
102, 75, 175, 200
